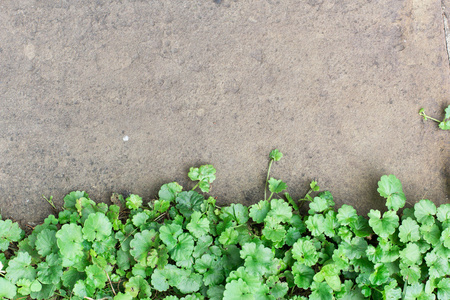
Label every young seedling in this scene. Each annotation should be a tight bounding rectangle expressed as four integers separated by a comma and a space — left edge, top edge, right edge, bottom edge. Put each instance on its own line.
188, 164, 216, 193
264, 149, 284, 201
419, 105, 450, 130
42, 195, 57, 210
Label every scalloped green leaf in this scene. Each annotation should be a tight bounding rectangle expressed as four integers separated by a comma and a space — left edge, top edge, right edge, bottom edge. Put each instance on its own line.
175, 191, 204, 218
82, 212, 112, 242
377, 175, 406, 211
158, 182, 183, 202
368, 210, 399, 238
414, 199, 437, 225
130, 229, 159, 265
249, 200, 270, 223
0, 219, 24, 251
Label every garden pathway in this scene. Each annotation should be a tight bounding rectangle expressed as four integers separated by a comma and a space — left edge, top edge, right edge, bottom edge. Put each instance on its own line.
0, 0, 449, 224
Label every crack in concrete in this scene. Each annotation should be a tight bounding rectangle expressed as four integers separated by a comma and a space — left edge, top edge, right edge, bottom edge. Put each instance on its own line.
442, 0, 450, 67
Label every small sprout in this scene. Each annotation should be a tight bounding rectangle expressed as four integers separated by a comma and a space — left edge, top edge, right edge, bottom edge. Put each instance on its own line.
419, 105, 450, 130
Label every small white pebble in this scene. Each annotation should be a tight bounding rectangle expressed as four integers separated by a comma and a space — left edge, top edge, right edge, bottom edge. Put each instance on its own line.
123, 135, 129, 142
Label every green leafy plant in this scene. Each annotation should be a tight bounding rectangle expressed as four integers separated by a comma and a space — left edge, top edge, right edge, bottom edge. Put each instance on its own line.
419, 105, 450, 130
0, 150, 449, 299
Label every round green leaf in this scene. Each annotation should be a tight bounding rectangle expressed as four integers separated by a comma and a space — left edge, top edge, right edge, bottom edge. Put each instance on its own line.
0, 277, 17, 298
398, 218, 420, 243
175, 191, 204, 218
292, 238, 318, 267
292, 262, 314, 289
414, 200, 437, 225
368, 210, 399, 238
130, 229, 159, 265
82, 212, 112, 242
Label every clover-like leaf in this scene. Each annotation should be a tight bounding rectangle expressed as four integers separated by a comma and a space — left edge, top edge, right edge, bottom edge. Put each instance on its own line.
188, 165, 216, 193
249, 200, 270, 223
36, 253, 63, 285
194, 254, 224, 286
425, 251, 450, 278
153, 199, 170, 213
151, 268, 169, 292
341, 237, 368, 260
175, 191, 204, 218
262, 221, 286, 243
400, 243, 421, 266
158, 182, 183, 202
218, 227, 239, 245
368, 210, 399, 238
187, 211, 210, 238
305, 214, 325, 237
310, 281, 333, 300
437, 204, 450, 223
309, 196, 329, 214
398, 218, 420, 243
56, 223, 85, 267
125, 194, 143, 210
267, 198, 292, 223
5, 252, 36, 284
85, 264, 108, 290
414, 199, 437, 225
0, 219, 24, 251
268, 178, 287, 194
420, 223, 441, 246
400, 263, 421, 284
132, 212, 149, 228
439, 120, 450, 130
377, 175, 406, 211
61, 267, 86, 290
220, 203, 249, 225
170, 233, 194, 263
130, 229, 159, 265
35, 229, 58, 257
403, 283, 431, 300
269, 149, 283, 161
159, 223, 182, 251
292, 262, 314, 289
292, 238, 318, 266
125, 275, 152, 299
63, 191, 89, 211
188, 164, 216, 182
223, 278, 254, 299
441, 227, 450, 249
0, 277, 17, 299
337, 204, 358, 226
240, 242, 276, 276
314, 263, 341, 292
437, 278, 450, 300
82, 212, 112, 242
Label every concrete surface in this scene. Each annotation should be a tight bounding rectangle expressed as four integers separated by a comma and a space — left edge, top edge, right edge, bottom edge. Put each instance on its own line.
0, 0, 449, 225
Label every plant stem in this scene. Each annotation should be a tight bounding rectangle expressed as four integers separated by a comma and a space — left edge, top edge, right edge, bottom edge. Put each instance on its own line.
267, 192, 274, 202
191, 182, 199, 191
43, 195, 56, 210
419, 110, 442, 123
265, 159, 274, 201
105, 271, 116, 296
425, 116, 442, 123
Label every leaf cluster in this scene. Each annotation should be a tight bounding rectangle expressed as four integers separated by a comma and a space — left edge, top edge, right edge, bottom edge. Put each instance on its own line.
1, 154, 450, 300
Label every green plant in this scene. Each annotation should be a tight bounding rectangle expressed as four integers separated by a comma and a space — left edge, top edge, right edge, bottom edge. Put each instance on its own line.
1, 150, 450, 299
419, 105, 450, 130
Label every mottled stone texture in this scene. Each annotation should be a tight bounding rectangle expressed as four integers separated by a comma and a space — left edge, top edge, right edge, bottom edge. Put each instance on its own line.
0, 0, 448, 224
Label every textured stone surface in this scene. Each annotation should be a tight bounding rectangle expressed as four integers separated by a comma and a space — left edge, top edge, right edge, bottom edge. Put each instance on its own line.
0, 0, 448, 225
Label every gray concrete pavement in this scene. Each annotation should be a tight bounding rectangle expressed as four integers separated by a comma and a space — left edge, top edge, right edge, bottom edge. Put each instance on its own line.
0, 0, 448, 224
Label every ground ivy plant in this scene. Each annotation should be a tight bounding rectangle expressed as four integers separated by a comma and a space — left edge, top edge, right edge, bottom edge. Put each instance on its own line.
1, 150, 450, 299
